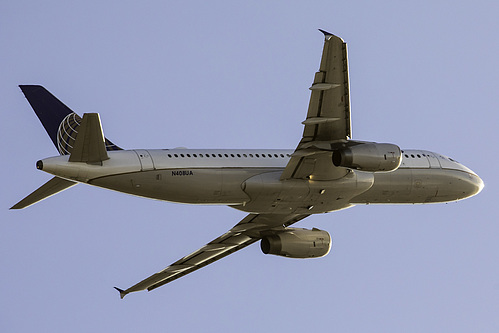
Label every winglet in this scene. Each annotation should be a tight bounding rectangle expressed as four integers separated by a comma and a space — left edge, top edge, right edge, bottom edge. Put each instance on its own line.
318, 29, 334, 40
114, 287, 128, 299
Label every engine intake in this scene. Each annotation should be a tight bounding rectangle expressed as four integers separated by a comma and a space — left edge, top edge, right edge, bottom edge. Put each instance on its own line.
332, 142, 401, 172
261, 228, 331, 258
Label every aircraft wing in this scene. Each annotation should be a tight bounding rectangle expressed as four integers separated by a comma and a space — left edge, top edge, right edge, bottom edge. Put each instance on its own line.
281, 30, 351, 181
115, 213, 309, 298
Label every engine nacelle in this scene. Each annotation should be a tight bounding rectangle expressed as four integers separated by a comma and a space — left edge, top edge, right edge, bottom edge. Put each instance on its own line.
332, 142, 401, 172
260, 228, 331, 258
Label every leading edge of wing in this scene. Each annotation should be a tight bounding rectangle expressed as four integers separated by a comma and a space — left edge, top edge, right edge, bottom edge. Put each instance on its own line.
115, 213, 308, 298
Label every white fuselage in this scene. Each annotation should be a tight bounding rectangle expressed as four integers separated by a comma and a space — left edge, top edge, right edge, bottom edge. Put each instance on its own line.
38, 148, 483, 215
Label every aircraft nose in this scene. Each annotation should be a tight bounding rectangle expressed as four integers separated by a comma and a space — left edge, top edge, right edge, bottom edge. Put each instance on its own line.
473, 173, 484, 195
464, 173, 484, 198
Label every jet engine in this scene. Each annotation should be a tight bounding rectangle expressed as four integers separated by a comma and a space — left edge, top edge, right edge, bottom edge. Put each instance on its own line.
260, 228, 331, 258
332, 142, 401, 172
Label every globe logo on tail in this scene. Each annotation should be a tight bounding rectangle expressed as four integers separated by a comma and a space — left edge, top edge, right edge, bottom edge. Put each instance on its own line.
56, 113, 82, 155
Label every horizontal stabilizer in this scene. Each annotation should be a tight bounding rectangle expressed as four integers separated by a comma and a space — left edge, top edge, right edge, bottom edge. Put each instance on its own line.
69, 113, 109, 164
10, 177, 77, 209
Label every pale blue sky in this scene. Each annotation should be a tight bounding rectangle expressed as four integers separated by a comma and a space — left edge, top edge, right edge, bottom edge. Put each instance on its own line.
1, 1, 498, 332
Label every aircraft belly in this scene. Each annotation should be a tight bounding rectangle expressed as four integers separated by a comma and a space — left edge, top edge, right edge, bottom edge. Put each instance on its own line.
351, 169, 414, 203
236, 170, 373, 214
89, 168, 259, 204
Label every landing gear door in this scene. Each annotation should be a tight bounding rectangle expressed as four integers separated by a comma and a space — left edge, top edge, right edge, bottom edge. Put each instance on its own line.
134, 149, 155, 171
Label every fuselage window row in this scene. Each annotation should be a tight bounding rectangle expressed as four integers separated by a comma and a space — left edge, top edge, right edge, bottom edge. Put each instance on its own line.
402, 153, 456, 162
166, 153, 290, 158
404, 153, 428, 159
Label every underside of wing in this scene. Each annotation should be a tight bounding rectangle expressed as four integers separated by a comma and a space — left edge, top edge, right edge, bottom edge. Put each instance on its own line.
115, 213, 308, 298
281, 30, 351, 181
302, 30, 351, 143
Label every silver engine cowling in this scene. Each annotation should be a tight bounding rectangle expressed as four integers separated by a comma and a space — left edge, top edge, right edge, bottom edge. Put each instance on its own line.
260, 228, 331, 258
332, 142, 401, 172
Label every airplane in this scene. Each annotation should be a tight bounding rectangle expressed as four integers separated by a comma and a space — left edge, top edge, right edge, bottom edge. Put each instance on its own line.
11, 30, 483, 299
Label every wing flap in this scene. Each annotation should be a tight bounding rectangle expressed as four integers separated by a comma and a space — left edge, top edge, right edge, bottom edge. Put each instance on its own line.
147, 237, 257, 292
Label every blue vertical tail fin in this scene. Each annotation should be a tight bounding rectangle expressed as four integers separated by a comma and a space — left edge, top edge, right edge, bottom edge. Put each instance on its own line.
19, 85, 122, 155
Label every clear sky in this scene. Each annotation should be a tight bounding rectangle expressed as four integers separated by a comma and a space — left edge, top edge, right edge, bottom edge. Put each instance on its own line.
1, 1, 498, 332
